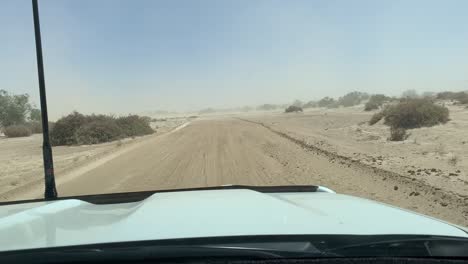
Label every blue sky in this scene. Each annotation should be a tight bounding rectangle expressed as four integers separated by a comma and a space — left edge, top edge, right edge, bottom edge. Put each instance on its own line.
1, 0, 468, 119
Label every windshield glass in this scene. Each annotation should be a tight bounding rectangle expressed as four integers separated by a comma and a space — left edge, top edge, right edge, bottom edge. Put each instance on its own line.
0, 0, 467, 255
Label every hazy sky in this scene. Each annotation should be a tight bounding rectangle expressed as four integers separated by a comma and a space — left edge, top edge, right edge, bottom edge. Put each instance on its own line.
1, 0, 468, 119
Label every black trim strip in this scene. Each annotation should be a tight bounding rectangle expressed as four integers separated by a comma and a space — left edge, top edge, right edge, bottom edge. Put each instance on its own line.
1, 234, 466, 259
0, 185, 319, 206
0, 234, 448, 254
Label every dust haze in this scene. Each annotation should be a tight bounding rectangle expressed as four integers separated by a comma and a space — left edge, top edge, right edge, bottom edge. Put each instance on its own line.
2, 89, 468, 226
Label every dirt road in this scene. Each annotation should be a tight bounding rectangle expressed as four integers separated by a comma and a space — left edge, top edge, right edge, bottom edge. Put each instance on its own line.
16, 118, 468, 226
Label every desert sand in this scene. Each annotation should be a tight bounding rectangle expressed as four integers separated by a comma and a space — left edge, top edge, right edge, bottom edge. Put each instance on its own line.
1, 110, 466, 226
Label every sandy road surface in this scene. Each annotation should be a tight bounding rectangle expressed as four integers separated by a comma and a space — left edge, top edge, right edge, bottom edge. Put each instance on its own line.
16, 118, 468, 226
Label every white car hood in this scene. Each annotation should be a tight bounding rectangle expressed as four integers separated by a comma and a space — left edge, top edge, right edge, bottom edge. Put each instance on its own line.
0, 189, 466, 252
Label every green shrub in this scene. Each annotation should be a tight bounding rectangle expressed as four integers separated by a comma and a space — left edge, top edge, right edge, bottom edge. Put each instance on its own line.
384, 98, 449, 129
116, 115, 154, 137
318, 97, 336, 108
364, 101, 380, 111
369, 99, 448, 140
388, 127, 408, 141
50, 112, 154, 146
437, 91, 463, 100
369, 111, 385, 125
368, 105, 391, 125
24, 121, 54, 134
456, 93, 468, 104
436, 91, 453, 100
364, 94, 391, 111
74, 119, 123, 145
436, 91, 468, 104
0, 90, 33, 127
50, 111, 87, 146
4, 124, 32, 138
338, 91, 368, 107
285, 105, 303, 113
29, 108, 41, 122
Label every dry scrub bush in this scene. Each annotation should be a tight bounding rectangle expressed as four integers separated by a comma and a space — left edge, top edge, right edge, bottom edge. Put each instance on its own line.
364, 94, 391, 111
317, 97, 336, 108
369, 99, 449, 129
51, 111, 87, 145
369, 99, 448, 141
383, 98, 449, 129
74, 119, 123, 145
4, 124, 32, 137
338, 91, 369, 107
388, 127, 409, 141
115, 115, 153, 137
51, 112, 153, 146
369, 111, 385, 125
285, 105, 303, 113
437, 91, 468, 104
364, 101, 380, 111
